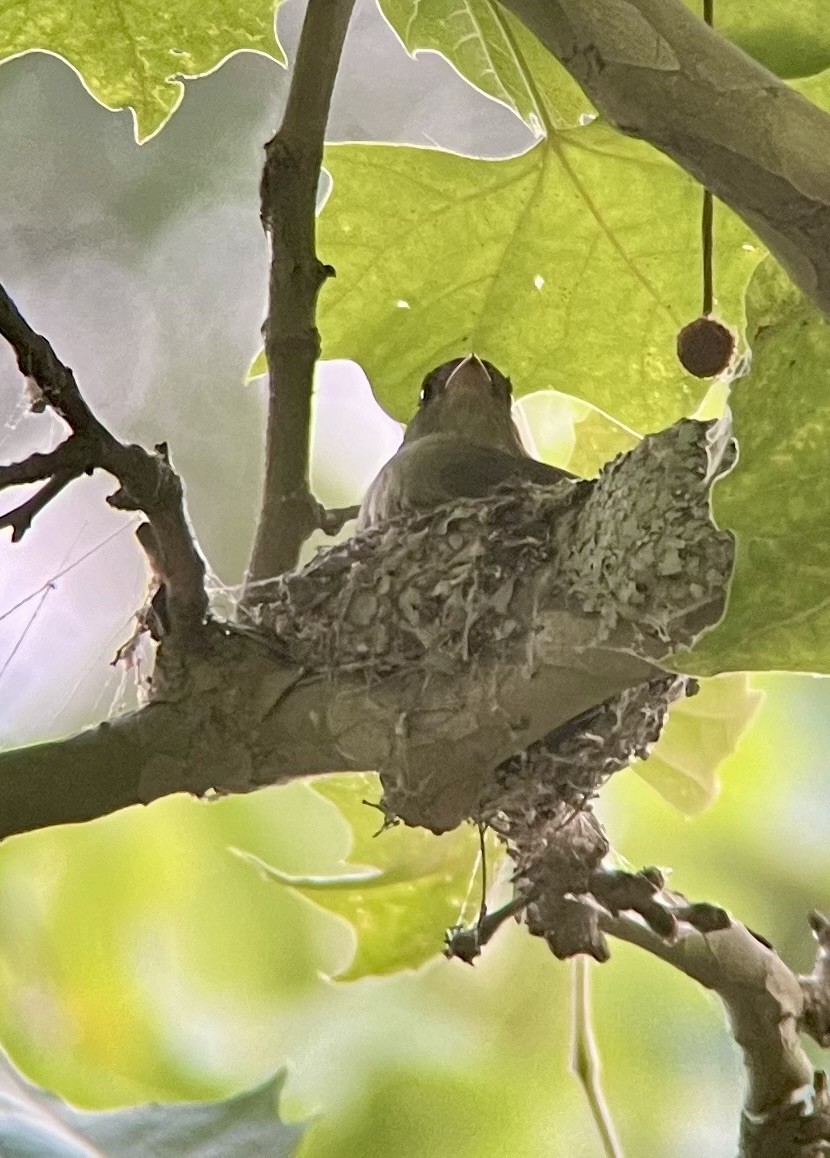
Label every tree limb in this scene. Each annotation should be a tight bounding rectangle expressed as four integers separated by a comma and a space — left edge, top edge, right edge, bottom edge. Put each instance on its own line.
602, 908, 830, 1157
499, 0, 830, 318
0, 284, 208, 635
243, 0, 358, 593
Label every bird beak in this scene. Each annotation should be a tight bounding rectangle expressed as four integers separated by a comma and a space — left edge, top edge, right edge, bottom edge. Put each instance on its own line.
444, 354, 491, 394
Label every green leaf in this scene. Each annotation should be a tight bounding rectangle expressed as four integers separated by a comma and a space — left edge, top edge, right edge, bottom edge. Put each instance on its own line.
517, 390, 637, 478
0, 1050, 304, 1157
0, 1, 285, 141
234, 773, 500, 980
317, 128, 761, 433
686, 259, 830, 675
247, 348, 268, 381
379, 0, 830, 128
684, 0, 830, 80
633, 674, 764, 813
378, 0, 591, 129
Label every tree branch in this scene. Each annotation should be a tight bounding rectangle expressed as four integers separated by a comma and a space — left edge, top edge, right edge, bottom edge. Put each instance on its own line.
243, 0, 357, 593
499, 0, 830, 318
601, 908, 830, 1157
0, 469, 78, 541
0, 283, 208, 635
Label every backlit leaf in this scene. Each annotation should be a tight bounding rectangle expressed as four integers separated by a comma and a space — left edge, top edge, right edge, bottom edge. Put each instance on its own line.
234, 773, 501, 980
378, 0, 591, 129
317, 131, 760, 433
0, 0, 285, 140
634, 674, 764, 813
685, 259, 830, 674
684, 0, 830, 80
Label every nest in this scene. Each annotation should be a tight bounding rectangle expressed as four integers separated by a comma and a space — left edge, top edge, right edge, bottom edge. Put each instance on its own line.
243, 417, 736, 958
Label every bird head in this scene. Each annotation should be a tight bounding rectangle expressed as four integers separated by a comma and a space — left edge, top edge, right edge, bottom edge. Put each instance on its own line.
403, 354, 528, 457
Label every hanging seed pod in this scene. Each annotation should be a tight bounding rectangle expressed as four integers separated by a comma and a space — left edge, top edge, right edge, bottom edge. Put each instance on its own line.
677, 316, 735, 378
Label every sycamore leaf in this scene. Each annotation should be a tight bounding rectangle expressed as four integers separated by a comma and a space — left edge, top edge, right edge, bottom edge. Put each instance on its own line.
234, 773, 501, 980
0, 1, 286, 141
377, 0, 591, 129
517, 390, 638, 478
689, 1, 830, 80
0, 1050, 303, 1157
379, 0, 830, 132
316, 128, 761, 433
685, 259, 830, 675
634, 674, 763, 814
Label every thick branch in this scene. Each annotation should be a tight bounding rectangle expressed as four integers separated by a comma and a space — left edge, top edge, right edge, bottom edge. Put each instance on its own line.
0, 636, 660, 841
0, 284, 208, 634
244, 0, 357, 592
499, 0, 830, 317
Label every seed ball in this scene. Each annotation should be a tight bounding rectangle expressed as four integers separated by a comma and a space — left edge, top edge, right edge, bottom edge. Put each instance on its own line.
676, 316, 735, 378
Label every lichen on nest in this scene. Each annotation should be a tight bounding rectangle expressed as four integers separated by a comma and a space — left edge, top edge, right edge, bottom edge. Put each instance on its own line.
247, 472, 577, 675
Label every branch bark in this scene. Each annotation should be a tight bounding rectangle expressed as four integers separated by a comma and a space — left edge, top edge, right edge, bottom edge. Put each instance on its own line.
0, 284, 208, 636
499, 0, 830, 318
244, 0, 358, 592
602, 909, 830, 1157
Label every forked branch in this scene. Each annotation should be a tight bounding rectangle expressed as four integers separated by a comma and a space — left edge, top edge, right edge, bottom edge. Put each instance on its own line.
0, 283, 208, 636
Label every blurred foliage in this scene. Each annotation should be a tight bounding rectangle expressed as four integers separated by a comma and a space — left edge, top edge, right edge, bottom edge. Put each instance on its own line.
234, 772, 503, 980
634, 673, 763, 813
0, 1051, 303, 1157
0, 675, 826, 1158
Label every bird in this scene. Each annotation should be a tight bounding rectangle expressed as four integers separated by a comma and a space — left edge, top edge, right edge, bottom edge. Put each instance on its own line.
356, 354, 576, 530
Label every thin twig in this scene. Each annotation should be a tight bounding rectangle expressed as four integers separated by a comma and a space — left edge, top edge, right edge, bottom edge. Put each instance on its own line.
700, 0, 715, 316
444, 891, 535, 964
569, 956, 623, 1158
0, 469, 78, 541
243, 0, 358, 596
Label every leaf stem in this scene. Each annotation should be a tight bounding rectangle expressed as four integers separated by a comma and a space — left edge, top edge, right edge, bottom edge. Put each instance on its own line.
569, 956, 624, 1158
700, 0, 715, 315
